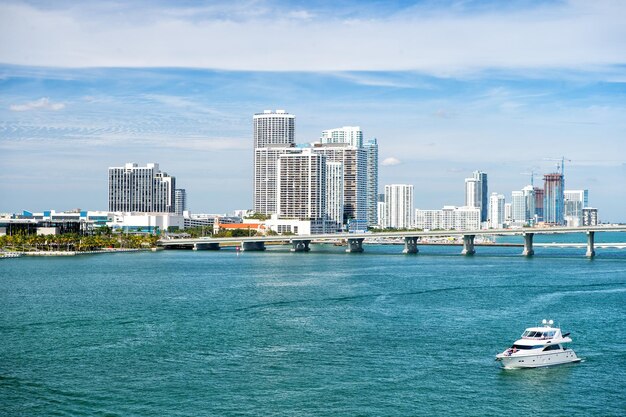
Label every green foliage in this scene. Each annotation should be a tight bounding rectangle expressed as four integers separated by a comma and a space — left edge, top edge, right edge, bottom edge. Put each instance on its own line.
244, 212, 270, 221
0, 232, 158, 252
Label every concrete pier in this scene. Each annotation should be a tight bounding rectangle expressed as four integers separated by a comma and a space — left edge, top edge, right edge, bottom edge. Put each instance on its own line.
193, 242, 220, 251
290, 239, 311, 252
346, 238, 364, 253
461, 235, 475, 255
241, 241, 266, 251
403, 237, 419, 254
586, 231, 595, 258
522, 233, 534, 257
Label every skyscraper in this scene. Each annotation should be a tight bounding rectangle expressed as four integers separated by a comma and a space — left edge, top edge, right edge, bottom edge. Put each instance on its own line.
276, 149, 326, 220
108, 163, 175, 213
320, 126, 363, 148
489, 193, 505, 228
325, 161, 344, 230
174, 189, 187, 216
534, 187, 545, 222
543, 173, 565, 225
364, 138, 378, 227
253, 110, 296, 214
464, 171, 488, 222
384, 184, 414, 229
253, 110, 295, 148
312, 143, 367, 231
564, 189, 588, 227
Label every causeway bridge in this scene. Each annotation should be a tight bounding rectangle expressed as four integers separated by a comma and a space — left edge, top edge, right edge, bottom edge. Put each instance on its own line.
159, 226, 626, 257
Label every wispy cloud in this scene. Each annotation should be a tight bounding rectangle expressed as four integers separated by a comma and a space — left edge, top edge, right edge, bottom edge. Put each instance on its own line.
1, 1, 624, 77
9, 97, 65, 112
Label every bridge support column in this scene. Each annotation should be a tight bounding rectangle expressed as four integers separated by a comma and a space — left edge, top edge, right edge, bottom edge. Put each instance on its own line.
346, 238, 364, 253
241, 241, 266, 251
586, 231, 595, 258
403, 237, 419, 254
522, 233, 534, 257
290, 239, 311, 252
193, 242, 220, 251
461, 235, 475, 256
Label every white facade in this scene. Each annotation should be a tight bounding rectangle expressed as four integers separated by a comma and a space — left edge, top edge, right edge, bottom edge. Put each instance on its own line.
415, 206, 480, 230
325, 161, 344, 230
512, 186, 536, 225
489, 193, 506, 229
253, 110, 295, 148
253, 110, 296, 215
564, 189, 588, 227
384, 184, 414, 229
254, 147, 293, 215
276, 149, 326, 220
108, 212, 184, 233
108, 163, 175, 213
263, 214, 328, 235
504, 203, 512, 223
465, 171, 488, 222
320, 126, 363, 148
175, 189, 187, 216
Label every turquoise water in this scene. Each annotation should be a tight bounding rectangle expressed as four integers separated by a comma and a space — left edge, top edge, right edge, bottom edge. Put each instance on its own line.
1, 240, 626, 416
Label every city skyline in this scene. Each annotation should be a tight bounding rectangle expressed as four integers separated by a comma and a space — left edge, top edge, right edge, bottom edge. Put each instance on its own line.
1, 1, 625, 221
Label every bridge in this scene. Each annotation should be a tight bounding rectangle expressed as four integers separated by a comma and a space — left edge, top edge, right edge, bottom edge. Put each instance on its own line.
158, 226, 626, 257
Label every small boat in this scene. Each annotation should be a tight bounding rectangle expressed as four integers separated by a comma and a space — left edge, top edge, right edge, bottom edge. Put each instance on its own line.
495, 319, 581, 369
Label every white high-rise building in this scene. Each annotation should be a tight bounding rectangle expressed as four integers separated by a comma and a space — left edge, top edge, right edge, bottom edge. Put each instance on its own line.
276, 149, 326, 220
108, 163, 175, 213
564, 189, 588, 227
383, 184, 414, 229
512, 186, 536, 225
253, 110, 296, 215
504, 203, 512, 223
489, 193, 505, 228
364, 138, 378, 227
175, 189, 187, 216
253, 110, 295, 148
312, 143, 367, 231
320, 126, 363, 148
325, 161, 344, 230
465, 171, 488, 222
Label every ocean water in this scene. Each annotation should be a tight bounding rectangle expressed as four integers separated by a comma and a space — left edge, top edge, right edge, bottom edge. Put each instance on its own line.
1, 239, 626, 416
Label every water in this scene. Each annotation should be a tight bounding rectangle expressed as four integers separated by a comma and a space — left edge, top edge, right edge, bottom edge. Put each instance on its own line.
1, 239, 626, 416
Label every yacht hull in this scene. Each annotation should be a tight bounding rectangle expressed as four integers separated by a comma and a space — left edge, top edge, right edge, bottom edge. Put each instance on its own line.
497, 351, 581, 369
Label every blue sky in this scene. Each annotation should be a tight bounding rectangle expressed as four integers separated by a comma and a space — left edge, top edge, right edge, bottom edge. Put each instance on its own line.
1, 0, 625, 220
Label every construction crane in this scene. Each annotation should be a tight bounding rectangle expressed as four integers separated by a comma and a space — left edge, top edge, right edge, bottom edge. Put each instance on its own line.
544, 157, 572, 176
520, 170, 537, 187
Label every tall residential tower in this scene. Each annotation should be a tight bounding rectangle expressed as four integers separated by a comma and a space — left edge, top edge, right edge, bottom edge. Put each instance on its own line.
108, 163, 175, 213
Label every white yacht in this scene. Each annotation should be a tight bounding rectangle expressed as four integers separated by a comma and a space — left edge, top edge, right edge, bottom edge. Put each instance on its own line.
495, 320, 581, 369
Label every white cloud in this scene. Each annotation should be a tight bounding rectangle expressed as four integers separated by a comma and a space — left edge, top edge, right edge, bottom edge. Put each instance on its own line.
0, 1, 624, 76
382, 157, 401, 166
9, 97, 66, 112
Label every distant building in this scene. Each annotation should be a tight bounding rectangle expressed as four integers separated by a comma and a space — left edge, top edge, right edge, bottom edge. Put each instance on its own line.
504, 203, 512, 224
383, 184, 414, 229
415, 206, 480, 231
253, 110, 296, 215
364, 138, 379, 227
108, 163, 175, 213
534, 187, 545, 222
543, 173, 565, 225
175, 189, 187, 216
489, 193, 506, 228
582, 207, 598, 226
276, 149, 327, 221
325, 161, 344, 231
465, 171, 488, 222
320, 126, 363, 148
564, 189, 588, 227
312, 143, 367, 231
511, 186, 536, 226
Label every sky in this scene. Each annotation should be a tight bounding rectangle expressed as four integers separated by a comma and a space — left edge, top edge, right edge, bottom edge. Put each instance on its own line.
1, 0, 625, 221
